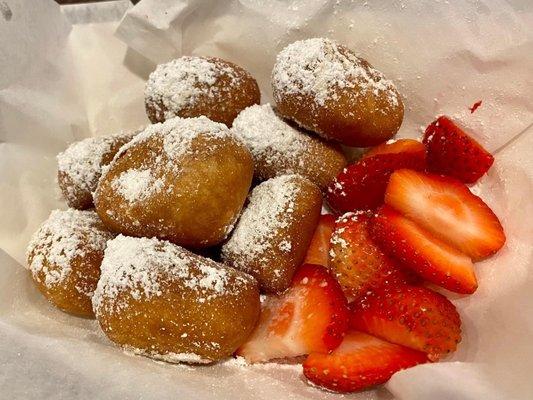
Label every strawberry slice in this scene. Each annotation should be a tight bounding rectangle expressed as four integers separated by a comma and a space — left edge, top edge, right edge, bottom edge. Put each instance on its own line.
303, 331, 427, 393
362, 138, 426, 159
237, 264, 349, 363
303, 214, 336, 268
326, 145, 426, 213
423, 116, 494, 183
329, 211, 410, 299
371, 205, 477, 294
385, 169, 505, 260
351, 285, 462, 357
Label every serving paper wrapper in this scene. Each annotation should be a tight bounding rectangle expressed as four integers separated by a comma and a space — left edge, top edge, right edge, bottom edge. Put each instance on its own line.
0, 0, 532, 399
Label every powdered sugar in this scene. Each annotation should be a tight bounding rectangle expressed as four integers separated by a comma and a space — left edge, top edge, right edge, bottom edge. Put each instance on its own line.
145, 56, 241, 120
123, 347, 211, 365
221, 175, 301, 266
57, 133, 134, 205
232, 103, 346, 189
112, 168, 164, 203
223, 356, 301, 371
26, 209, 112, 290
113, 116, 231, 165
272, 37, 399, 107
232, 104, 307, 165
93, 235, 242, 313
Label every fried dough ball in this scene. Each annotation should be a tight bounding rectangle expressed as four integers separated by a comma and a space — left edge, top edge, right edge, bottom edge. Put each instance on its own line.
94, 116, 253, 248
57, 132, 136, 209
26, 209, 114, 317
93, 235, 260, 363
272, 38, 404, 147
145, 56, 260, 127
222, 175, 322, 293
232, 104, 347, 190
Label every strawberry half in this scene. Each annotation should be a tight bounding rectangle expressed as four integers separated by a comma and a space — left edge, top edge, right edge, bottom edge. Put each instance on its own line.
371, 205, 477, 294
351, 285, 462, 357
363, 138, 426, 159
423, 116, 494, 183
326, 143, 426, 213
303, 214, 336, 268
237, 264, 349, 363
303, 331, 427, 393
329, 211, 410, 299
385, 169, 505, 260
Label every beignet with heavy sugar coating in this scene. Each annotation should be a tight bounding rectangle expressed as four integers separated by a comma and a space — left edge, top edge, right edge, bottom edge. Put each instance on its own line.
57, 132, 136, 209
26, 209, 114, 317
92, 235, 260, 363
272, 38, 403, 147
232, 104, 347, 190
145, 56, 260, 127
222, 175, 322, 293
94, 116, 253, 248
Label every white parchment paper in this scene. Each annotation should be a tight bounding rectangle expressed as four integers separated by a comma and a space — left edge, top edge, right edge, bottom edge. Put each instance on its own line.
0, 0, 532, 399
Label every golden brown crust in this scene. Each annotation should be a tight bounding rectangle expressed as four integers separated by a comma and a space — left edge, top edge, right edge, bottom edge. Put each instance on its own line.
93, 236, 260, 362
145, 57, 260, 127
26, 209, 114, 318
94, 117, 253, 248
222, 175, 322, 293
272, 39, 404, 147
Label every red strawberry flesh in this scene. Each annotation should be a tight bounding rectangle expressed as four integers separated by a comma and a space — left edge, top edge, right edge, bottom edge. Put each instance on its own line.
423, 116, 494, 183
363, 138, 426, 159
351, 284, 462, 357
385, 169, 505, 260
304, 214, 336, 268
326, 146, 426, 213
371, 205, 477, 294
237, 264, 349, 363
303, 331, 427, 393
329, 211, 410, 299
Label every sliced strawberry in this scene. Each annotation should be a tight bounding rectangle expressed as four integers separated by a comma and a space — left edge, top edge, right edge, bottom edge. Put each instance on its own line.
303, 331, 427, 393
326, 147, 426, 213
362, 138, 426, 159
351, 285, 462, 357
385, 169, 505, 260
303, 214, 336, 268
329, 211, 410, 299
237, 264, 349, 363
371, 205, 477, 294
423, 116, 494, 183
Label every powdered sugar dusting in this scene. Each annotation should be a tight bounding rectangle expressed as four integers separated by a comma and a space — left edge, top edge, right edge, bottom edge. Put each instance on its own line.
145, 56, 242, 120
112, 168, 164, 203
57, 133, 133, 205
111, 116, 231, 166
232, 104, 307, 165
272, 37, 399, 107
221, 175, 301, 268
93, 235, 244, 313
123, 347, 211, 365
26, 209, 113, 290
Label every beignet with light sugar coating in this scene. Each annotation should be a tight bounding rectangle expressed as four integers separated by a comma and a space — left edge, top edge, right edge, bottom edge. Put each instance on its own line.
57, 132, 136, 209
94, 116, 253, 248
272, 38, 403, 147
92, 235, 260, 363
232, 104, 347, 190
145, 56, 260, 127
26, 209, 114, 317
222, 175, 322, 293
